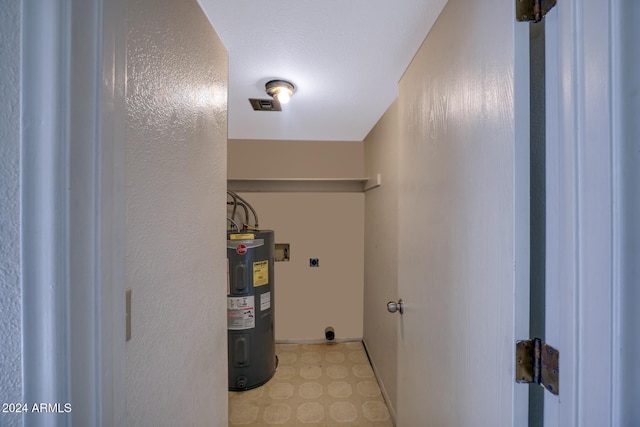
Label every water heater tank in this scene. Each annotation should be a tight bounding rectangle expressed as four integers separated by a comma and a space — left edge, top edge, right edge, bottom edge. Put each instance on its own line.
226, 230, 276, 391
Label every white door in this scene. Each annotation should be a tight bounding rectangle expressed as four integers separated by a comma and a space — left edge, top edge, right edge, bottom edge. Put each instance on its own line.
394, 0, 530, 425
543, 1, 632, 425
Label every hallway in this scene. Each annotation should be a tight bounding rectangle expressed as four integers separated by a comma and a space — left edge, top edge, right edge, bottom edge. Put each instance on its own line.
229, 342, 393, 426
2, 0, 635, 425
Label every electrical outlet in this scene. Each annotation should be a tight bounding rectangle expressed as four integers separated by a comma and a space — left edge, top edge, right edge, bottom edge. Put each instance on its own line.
309, 258, 319, 267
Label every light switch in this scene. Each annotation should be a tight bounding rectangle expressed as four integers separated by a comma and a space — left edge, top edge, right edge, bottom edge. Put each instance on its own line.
126, 288, 132, 342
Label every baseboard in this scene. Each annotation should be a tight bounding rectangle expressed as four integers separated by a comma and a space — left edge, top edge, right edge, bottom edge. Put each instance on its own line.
275, 337, 363, 344
362, 338, 397, 426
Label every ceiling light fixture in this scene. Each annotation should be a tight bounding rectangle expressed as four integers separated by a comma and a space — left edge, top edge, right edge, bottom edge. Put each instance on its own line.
265, 80, 295, 104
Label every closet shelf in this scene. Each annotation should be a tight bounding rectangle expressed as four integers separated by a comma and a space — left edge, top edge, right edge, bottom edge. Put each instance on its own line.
227, 177, 380, 193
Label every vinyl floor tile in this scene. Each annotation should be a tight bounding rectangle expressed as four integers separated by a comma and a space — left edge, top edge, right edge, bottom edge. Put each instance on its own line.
229, 342, 394, 426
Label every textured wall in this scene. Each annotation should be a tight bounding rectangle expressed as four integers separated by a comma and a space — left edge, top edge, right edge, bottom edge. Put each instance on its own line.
126, 0, 228, 425
362, 100, 399, 420
0, 1, 22, 426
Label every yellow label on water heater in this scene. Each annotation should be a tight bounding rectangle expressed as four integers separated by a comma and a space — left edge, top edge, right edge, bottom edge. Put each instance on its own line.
253, 260, 269, 287
230, 233, 255, 240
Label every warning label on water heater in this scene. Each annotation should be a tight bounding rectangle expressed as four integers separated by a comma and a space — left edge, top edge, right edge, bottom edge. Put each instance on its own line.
253, 260, 269, 287
227, 296, 255, 330
260, 291, 271, 311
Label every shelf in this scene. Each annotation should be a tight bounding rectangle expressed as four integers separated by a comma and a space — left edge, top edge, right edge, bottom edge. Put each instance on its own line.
227, 176, 381, 193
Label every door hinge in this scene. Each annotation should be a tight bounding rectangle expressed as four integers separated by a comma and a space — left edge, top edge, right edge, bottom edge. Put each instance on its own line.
516, 0, 557, 23
515, 338, 559, 395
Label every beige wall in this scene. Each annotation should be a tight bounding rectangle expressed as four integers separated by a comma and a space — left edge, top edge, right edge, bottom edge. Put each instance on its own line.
233, 192, 364, 341
228, 139, 364, 178
394, 0, 520, 424
362, 100, 399, 419
126, 0, 228, 425
228, 139, 365, 341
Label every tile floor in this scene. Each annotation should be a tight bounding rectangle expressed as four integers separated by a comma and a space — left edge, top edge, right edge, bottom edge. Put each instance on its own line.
228, 341, 394, 426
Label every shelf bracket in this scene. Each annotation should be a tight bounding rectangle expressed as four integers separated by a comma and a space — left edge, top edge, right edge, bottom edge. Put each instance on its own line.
363, 173, 382, 192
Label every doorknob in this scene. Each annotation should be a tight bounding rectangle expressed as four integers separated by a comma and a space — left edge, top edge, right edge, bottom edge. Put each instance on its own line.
387, 299, 404, 315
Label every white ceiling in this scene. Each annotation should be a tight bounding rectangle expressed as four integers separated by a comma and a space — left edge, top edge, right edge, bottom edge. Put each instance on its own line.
198, 0, 447, 141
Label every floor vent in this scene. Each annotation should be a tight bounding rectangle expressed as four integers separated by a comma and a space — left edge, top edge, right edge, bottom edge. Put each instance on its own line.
249, 98, 281, 111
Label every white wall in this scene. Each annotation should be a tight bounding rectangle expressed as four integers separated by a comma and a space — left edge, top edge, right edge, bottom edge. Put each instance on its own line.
0, 2, 22, 426
126, 0, 229, 425
362, 100, 399, 420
